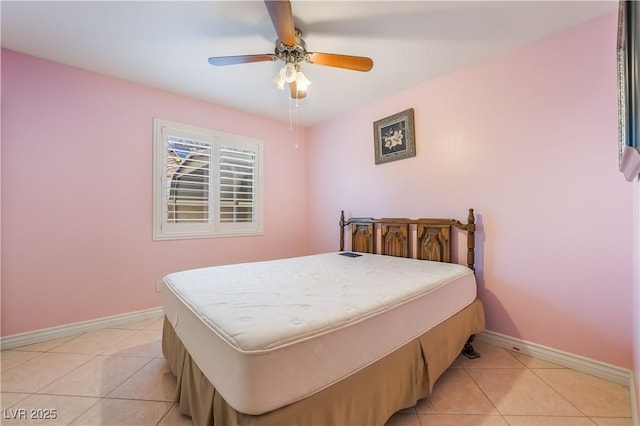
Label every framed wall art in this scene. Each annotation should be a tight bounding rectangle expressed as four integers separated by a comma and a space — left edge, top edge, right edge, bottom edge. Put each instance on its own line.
617, 0, 640, 181
373, 108, 416, 165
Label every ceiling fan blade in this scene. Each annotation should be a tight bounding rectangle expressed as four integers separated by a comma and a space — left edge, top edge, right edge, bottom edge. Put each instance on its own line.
307, 52, 373, 72
208, 54, 276, 66
289, 81, 307, 99
264, 0, 296, 46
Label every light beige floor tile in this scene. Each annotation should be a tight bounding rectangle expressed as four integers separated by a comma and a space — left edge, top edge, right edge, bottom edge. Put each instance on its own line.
50, 329, 137, 355
70, 398, 173, 425
503, 415, 596, 425
102, 330, 162, 358
1, 350, 42, 372
1, 394, 100, 425
471, 341, 510, 354
384, 412, 421, 426
533, 369, 631, 418
510, 352, 562, 369
454, 349, 525, 369
1, 325, 634, 426
417, 413, 508, 425
466, 368, 583, 416
416, 368, 498, 414
143, 318, 165, 331
108, 358, 176, 401
157, 403, 193, 426
11, 335, 81, 353
37, 355, 151, 397
1, 353, 94, 393
590, 417, 633, 425
1, 392, 31, 411
111, 318, 161, 330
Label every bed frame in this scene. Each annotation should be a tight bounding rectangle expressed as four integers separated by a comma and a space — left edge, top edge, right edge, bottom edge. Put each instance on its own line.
340, 208, 476, 270
163, 208, 484, 425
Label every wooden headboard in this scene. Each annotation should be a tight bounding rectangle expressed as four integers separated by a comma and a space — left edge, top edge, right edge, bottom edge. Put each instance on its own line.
339, 209, 476, 271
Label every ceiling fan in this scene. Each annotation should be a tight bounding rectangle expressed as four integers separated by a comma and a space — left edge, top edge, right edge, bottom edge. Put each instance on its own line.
207, 0, 374, 100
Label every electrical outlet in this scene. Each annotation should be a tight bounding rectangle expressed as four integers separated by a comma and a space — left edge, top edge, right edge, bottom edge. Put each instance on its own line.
156, 280, 164, 293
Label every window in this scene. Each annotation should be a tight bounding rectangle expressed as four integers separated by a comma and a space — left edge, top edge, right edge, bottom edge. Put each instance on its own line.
153, 119, 263, 240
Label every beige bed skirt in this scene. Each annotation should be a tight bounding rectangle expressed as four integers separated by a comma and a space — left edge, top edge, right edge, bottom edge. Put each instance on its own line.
162, 298, 485, 426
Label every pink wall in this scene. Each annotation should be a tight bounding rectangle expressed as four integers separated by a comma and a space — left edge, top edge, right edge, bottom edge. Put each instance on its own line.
1, 49, 310, 336
307, 12, 634, 368
1, 11, 636, 375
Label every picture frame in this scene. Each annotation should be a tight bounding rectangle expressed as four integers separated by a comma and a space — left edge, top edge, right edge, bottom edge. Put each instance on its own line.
617, 0, 640, 181
373, 108, 416, 165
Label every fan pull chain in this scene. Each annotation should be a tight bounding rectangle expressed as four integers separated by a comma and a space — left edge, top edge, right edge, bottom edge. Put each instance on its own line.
289, 96, 300, 148
289, 97, 293, 130
295, 96, 300, 148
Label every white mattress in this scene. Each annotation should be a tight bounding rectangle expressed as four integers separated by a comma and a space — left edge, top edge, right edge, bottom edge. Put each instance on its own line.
162, 252, 476, 415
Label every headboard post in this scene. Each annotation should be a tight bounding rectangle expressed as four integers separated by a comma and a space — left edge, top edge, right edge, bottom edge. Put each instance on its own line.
467, 208, 476, 271
339, 210, 345, 251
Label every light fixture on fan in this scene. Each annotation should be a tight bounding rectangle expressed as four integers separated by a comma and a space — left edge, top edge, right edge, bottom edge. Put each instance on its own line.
294, 65, 311, 90
273, 62, 311, 92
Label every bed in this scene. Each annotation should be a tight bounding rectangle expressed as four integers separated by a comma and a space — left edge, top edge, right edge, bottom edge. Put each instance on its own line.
162, 209, 485, 426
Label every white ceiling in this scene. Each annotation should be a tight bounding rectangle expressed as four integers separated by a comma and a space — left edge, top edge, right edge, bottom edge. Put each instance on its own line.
1, 1, 617, 126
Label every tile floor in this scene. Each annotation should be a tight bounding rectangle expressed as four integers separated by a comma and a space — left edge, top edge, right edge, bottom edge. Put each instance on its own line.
0, 317, 633, 426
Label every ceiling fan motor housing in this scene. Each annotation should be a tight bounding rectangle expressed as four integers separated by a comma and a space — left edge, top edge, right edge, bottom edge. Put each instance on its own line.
275, 29, 308, 64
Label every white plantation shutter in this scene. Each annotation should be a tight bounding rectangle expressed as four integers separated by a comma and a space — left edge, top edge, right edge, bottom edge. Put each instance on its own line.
219, 146, 256, 223
153, 119, 263, 240
166, 136, 212, 224
215, 135, 262, 234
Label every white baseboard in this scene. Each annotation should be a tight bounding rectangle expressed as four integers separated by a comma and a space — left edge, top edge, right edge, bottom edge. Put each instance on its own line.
477, 330, 631, 386
0, 307, 164, 350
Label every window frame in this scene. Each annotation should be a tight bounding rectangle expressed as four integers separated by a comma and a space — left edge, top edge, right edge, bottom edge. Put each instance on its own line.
152, 118, 263, 241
